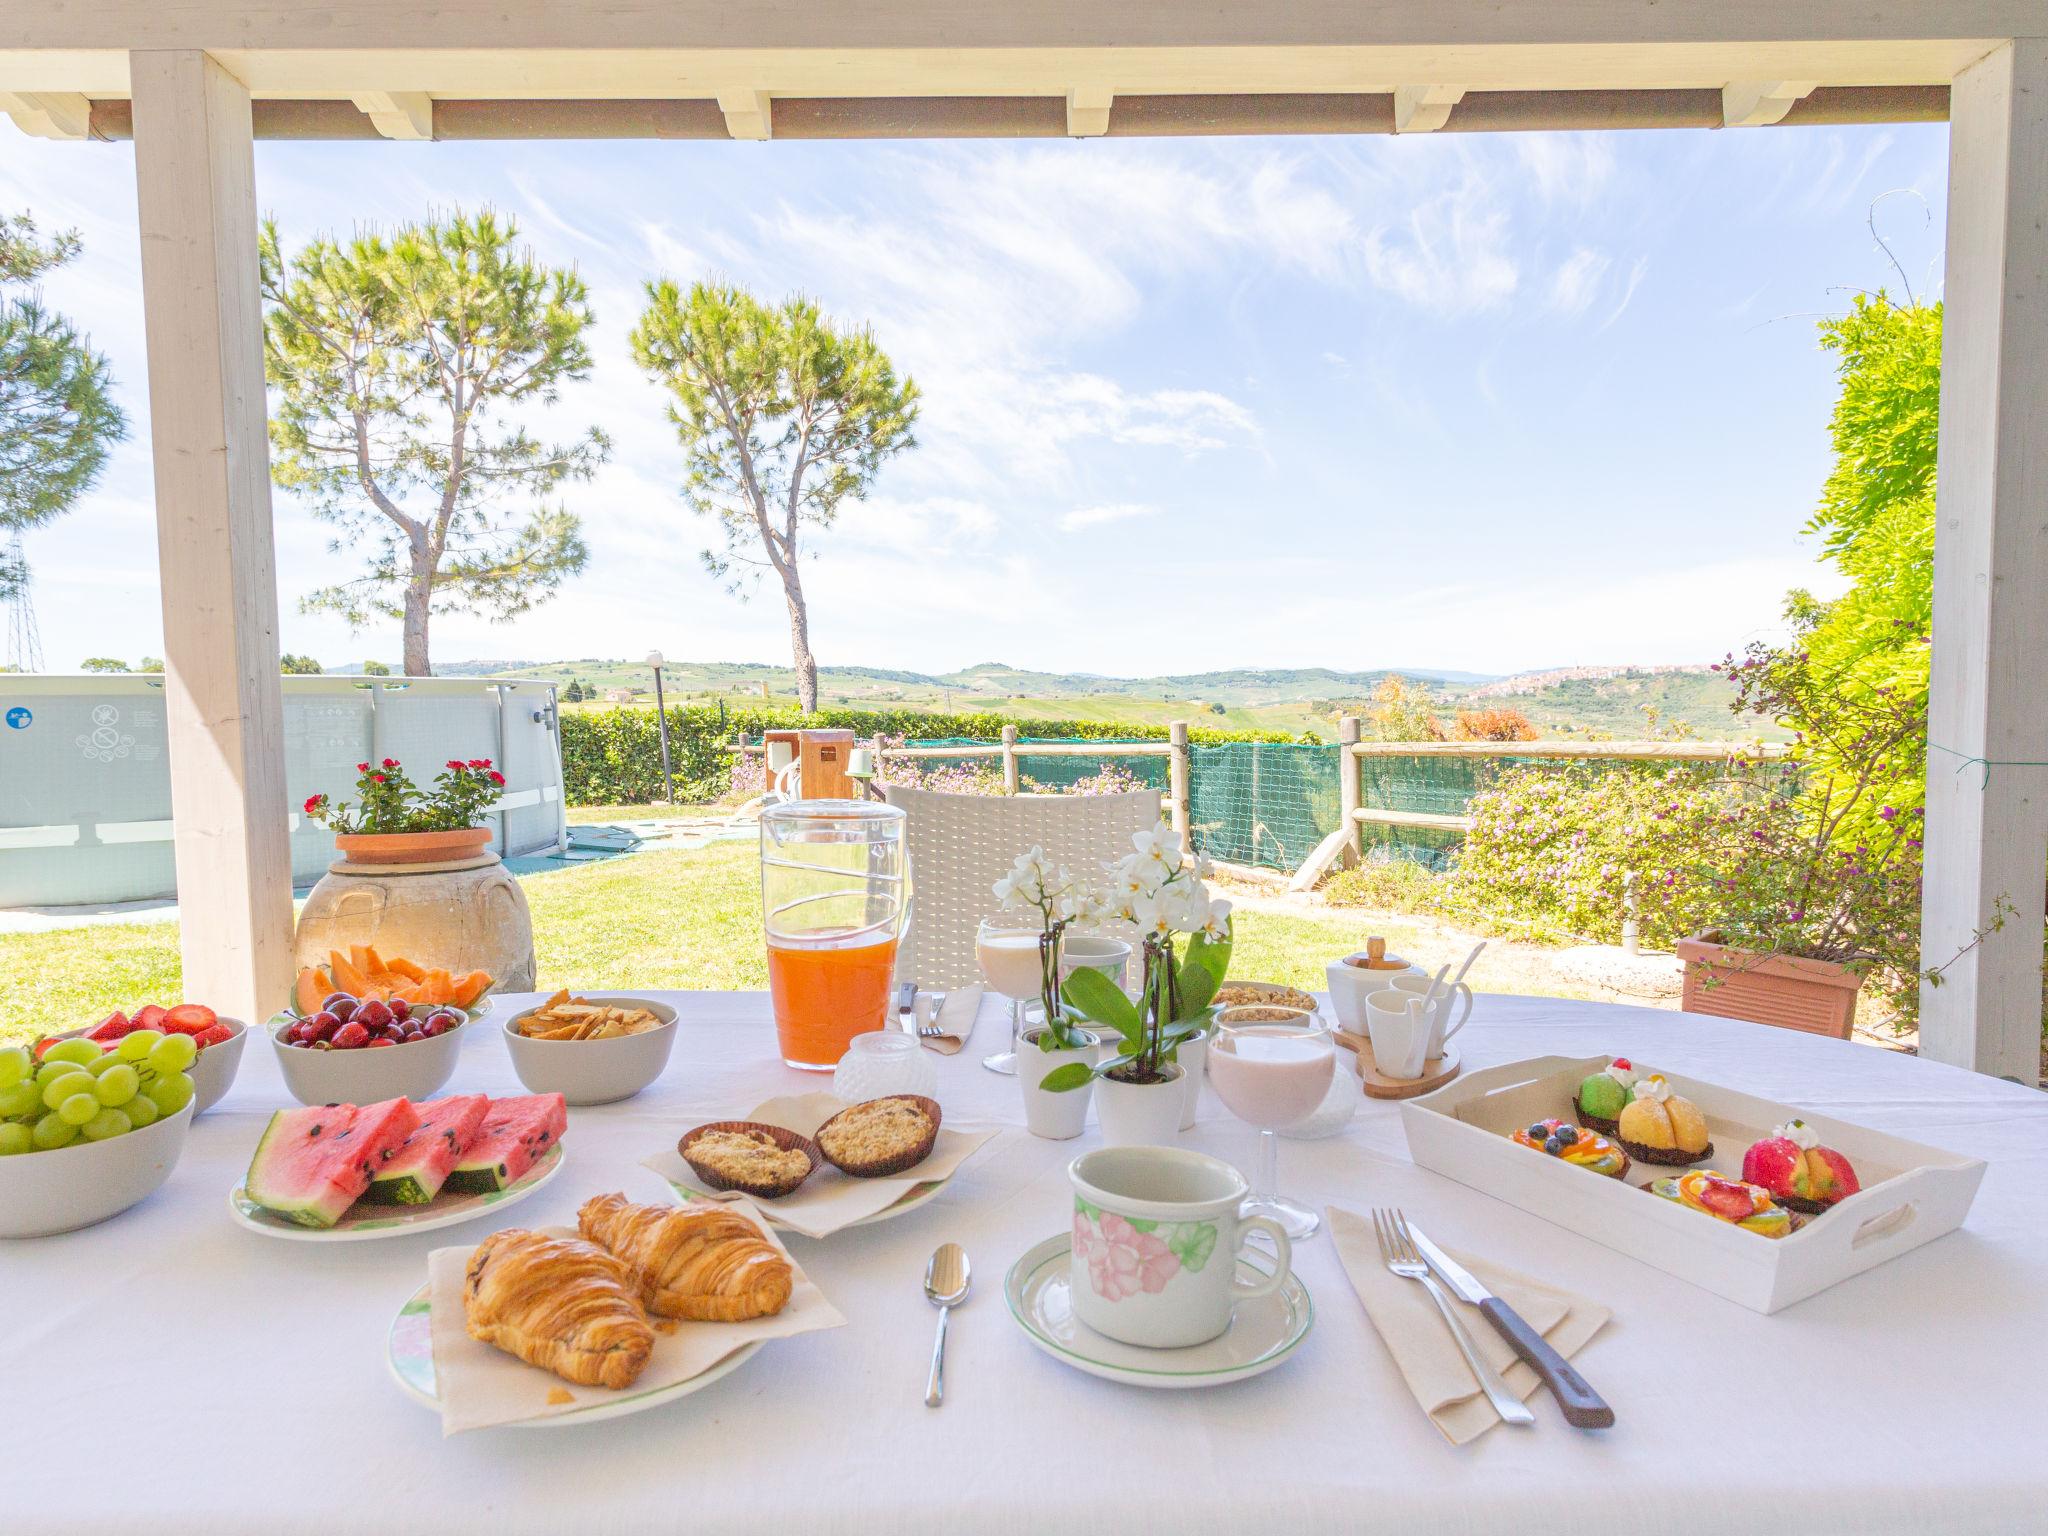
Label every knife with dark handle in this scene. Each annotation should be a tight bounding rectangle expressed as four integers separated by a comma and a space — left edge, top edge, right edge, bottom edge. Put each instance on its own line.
1407, 1223, 1615, 1429
895, 981, 917, 1031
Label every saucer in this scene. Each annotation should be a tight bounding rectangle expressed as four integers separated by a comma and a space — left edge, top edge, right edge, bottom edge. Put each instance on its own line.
1003, 1235, 1313, 1389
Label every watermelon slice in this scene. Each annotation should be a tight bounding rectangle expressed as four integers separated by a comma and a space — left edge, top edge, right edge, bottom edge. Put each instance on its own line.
360, 1094, 490, 1206
243, 1097, 421, 1228
443, 1093, 566, 1195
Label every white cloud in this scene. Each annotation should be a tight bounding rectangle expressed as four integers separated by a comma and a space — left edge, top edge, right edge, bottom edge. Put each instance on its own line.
1059, 503, 1158, 533
1515, 135, 1618, 206
1359, 167, 1520, 315
1547, 247, 1612, 316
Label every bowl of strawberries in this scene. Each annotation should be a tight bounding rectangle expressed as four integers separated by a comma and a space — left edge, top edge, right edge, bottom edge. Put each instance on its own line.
36, 1004, 246, 1116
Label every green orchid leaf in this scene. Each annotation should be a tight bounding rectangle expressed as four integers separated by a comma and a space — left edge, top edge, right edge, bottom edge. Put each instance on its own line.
1183, 923, 1232, 986
1174, 957, 1219, 1021
1061, 966, 1138, 1033
1039, 1061, 1097, 1094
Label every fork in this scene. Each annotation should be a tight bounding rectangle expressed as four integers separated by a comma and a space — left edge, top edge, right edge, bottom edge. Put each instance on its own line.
1372, 1208, 1536, 1427
915, 990, 950, 1040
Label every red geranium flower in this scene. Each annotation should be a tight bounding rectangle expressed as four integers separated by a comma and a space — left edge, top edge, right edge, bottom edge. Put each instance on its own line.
381, 757, 399, 769
356, 762, 370, 773
369, 773, 387, 783
468, 758, 490, 769
446, 759, 466, 771
487, 770, 506, 786
303, 794, 324, 813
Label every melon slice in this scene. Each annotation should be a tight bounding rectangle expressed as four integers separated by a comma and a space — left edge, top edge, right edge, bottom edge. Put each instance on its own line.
450, 969, 493, 1008
293, 967, 327, 1017
443, 1093, 567, 1195
243, 1097, 421, 1229
360, 1094, 490, 1206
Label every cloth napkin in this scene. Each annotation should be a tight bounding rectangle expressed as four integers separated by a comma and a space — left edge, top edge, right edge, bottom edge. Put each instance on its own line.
643, 1090, 995, 1240
425, 1204, 845, 1434
914, 984, 983, 1054
1327, 1204, 1613, 1446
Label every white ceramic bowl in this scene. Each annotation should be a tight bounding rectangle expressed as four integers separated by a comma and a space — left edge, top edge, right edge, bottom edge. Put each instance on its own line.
501, 995, 678, 1105
269, 1012, 472, 1106
190, 1018, 248, 1114
0, 1100, 195, 1238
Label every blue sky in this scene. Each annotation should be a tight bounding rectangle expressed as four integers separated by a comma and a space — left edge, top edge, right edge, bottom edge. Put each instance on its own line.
0, 120, 1948, 678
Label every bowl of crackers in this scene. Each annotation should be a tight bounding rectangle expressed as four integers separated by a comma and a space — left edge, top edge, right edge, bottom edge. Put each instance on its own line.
501, 990, 678, 1105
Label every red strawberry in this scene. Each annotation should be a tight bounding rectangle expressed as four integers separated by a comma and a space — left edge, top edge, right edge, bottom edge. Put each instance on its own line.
88, 1012, 135, 1042
134, 1004, 168, 1030
191, 1023, 233, 1049
1695, 1175, 1758, 1222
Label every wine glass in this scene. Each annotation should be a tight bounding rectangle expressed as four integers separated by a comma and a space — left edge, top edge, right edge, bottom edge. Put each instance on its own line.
1207, 1004, 1337, 1240
976, 918, 1047, 1075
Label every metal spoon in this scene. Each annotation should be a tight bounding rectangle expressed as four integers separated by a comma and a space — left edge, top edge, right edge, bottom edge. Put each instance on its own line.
924, 1242, 970, 1407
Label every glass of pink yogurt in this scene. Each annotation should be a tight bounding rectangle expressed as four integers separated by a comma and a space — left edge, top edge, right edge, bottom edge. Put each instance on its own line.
1210, 1005, 1338, 1239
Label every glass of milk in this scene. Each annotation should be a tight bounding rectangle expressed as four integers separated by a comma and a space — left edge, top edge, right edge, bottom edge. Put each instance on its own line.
1208, 1005, 1338, 1240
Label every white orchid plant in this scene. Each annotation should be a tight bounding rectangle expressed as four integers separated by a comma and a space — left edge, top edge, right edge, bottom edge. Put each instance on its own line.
992, 846, 1107, 1051
1042, 826, 1233, 1092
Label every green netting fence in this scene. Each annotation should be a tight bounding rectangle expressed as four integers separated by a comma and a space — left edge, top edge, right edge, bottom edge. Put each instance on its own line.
875, 736, 1772, 877
1188, 743, 1340, 873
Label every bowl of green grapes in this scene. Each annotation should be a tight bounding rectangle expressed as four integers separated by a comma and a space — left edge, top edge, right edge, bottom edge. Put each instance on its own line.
0, 1031, 201, 1237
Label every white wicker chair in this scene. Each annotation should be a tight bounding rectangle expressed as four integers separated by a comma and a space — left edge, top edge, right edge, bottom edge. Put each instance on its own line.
881, 784, 1165, 988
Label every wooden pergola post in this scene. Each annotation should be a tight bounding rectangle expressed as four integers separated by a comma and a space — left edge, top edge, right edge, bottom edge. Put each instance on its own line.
130, 49, 295, 1021
1919, 37, 2048, 1081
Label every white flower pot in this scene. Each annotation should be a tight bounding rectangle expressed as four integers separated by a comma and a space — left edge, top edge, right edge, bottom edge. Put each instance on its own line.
1018, 1024, 1101, 1141
1174, 1029, 1209, 1131
1094, 1065, 1186, 1148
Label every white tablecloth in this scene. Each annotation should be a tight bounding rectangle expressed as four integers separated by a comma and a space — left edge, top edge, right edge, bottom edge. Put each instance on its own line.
11, 992, 2048, 1535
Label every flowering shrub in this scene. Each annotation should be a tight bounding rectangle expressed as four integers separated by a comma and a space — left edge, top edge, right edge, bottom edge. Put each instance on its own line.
1441, 760, 1790, 948
303, 757, 506, 835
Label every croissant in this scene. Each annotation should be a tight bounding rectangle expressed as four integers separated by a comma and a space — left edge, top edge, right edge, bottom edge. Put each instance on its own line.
577, 1193, 794, 1322
463, 1228, 655, 1390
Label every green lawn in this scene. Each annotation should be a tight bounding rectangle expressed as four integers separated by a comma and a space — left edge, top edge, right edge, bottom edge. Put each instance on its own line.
0, 842, 1376, 1043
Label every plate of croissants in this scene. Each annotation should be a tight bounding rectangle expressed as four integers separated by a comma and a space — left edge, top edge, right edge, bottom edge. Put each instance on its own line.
389, 1190, 844, 1430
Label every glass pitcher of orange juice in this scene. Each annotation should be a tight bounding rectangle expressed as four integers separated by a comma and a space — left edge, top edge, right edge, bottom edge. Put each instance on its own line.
760, 801, 911, 1070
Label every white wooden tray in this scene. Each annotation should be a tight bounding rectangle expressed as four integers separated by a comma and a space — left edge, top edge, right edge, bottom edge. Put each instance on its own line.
1399, 1054, 1986, 1313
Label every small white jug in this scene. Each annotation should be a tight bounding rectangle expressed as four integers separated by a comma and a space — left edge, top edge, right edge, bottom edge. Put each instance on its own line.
1362, 989, 1433, 1079
1382, 972, 1473, 1058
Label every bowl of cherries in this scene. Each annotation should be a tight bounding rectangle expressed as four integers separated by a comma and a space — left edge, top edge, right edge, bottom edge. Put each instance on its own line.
268, 991, 473, 1107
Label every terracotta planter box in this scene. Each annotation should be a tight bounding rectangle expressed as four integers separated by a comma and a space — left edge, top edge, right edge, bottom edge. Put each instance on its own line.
1675, 936, 1864, 1040
333, 827, 493, 866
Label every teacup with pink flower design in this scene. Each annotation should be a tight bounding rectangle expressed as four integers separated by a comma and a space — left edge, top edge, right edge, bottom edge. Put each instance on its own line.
1068, 1145, 1292, 1348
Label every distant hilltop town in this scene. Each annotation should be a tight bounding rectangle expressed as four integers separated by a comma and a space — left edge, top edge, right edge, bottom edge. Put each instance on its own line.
1462, 663, 1713, 699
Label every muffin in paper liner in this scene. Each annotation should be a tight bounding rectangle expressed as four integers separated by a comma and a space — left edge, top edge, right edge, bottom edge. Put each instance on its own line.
678, 1121, 820, 1199
812, 1095, 942, 1178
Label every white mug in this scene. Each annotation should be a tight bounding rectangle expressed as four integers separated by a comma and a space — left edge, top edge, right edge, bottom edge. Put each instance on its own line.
1324, 958, 1425, 1034
1383, 973, 1473, 1057
1362, 988, 1433, 1079
1068, 1146, 1292, 1348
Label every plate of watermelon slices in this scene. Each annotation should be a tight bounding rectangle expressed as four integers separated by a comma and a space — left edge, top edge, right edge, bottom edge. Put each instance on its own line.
229, 1091, 566, 1241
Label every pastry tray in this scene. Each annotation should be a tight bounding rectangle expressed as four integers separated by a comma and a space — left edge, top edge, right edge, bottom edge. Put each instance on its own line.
1399, 1055, 1986, 1313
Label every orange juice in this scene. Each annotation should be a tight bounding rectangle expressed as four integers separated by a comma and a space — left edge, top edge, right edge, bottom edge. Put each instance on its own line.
767, 932, 901, 1070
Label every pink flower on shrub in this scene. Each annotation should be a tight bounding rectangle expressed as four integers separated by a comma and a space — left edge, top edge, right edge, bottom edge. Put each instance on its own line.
1077, 1211, 1180, 1301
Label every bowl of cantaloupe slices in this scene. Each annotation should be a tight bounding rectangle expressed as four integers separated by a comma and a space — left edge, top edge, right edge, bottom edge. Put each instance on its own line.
267, 948, 495, 1107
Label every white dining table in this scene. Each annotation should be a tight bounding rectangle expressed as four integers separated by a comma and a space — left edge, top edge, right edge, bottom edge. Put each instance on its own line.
10, 990, 2047, 1535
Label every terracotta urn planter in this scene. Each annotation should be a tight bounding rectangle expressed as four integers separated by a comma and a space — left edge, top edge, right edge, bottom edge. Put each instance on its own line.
1675, 935, 1865, 1040
296, 840, 535, 994
333, 827, 493, 866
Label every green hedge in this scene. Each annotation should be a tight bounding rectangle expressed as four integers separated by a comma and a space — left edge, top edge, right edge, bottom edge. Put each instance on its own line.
557, 705, 1310, 805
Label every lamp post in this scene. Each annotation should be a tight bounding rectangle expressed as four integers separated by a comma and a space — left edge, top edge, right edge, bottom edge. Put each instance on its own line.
646, 649, 674, 804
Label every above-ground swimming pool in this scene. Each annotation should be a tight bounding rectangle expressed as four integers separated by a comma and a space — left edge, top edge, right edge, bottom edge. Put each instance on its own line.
0, 674, 566, 908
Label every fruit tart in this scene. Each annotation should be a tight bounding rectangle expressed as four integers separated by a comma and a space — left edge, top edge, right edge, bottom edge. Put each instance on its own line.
1741, 1120, 1860, 1215
1645, 1170, 1794, 1240
1574, 1057, 1638, 1136
1512, 1117, 1631, 1178
1615, 1074, 1713, 1166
